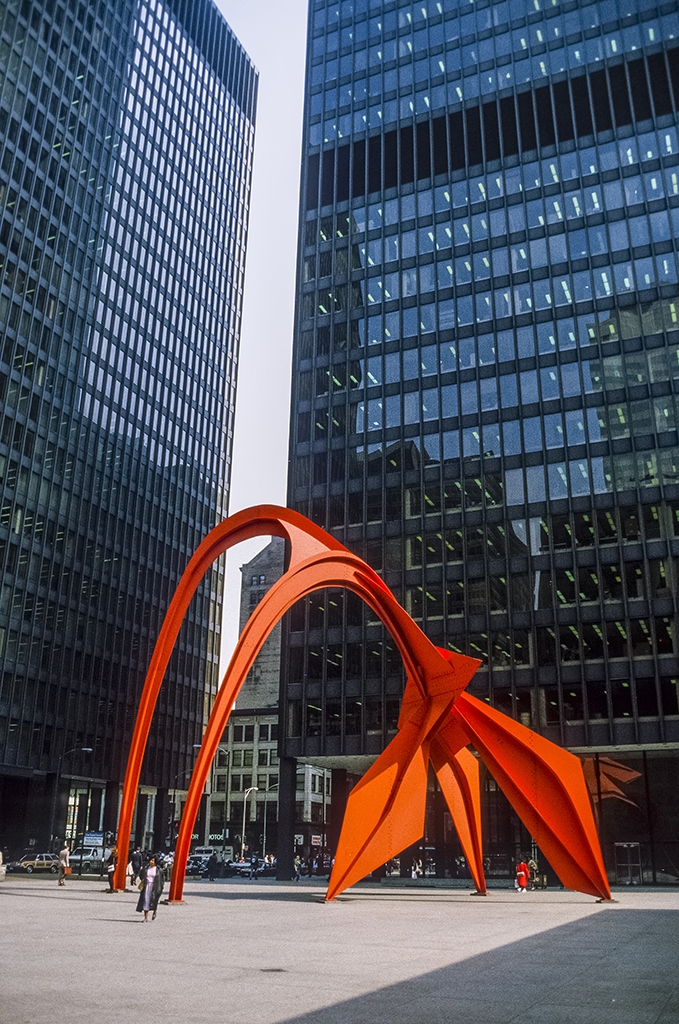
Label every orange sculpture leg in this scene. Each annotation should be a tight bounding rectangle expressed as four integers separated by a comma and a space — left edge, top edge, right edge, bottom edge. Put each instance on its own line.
453, 693, 611, 901
115, 503, 612, 906
326, 650, 480, 902
430, 731, 486, 895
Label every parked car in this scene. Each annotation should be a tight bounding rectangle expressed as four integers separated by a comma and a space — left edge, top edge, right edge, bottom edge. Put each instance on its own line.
234, 858, 276, 878
7, 853, 59, 874
184, 856, 207, 877
69, 845, 111, 873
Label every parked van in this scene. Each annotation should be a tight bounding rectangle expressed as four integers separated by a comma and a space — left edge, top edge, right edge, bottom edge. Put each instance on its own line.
191, 846, 217, 863
69, 845, 111, 872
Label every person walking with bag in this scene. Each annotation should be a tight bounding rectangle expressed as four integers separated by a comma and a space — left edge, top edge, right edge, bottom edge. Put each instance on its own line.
106, 847, 118, 892
516, 858, 530, 893
57, 842, 70, 886
135, 855, 165, 922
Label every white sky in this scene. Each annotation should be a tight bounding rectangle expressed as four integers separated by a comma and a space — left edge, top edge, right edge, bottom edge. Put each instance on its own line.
213, 1, 309, 660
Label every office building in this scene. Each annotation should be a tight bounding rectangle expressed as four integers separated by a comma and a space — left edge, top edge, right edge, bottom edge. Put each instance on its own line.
281, 0, 679, 883
0, 0, 257, 854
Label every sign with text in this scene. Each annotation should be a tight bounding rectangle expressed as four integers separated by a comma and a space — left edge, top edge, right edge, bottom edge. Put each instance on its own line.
294, 835, 304, 846
311, 835, 322, 847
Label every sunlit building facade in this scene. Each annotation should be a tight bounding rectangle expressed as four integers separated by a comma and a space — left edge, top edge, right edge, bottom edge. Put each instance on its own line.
0, 0, 256, 853
282, 0, 679, 883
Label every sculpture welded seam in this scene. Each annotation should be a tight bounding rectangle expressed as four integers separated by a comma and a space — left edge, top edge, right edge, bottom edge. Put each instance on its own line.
114, 505, 611, 903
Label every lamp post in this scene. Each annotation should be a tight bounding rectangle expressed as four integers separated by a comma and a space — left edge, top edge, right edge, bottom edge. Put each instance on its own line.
170, 745, 202, 851
213, 745, 230, 860
262, 783, 279, 861
49, 746, 93, 852
241, 787, 258, 860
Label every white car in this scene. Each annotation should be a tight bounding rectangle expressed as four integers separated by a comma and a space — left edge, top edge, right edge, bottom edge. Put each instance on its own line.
68, 846, 111, 872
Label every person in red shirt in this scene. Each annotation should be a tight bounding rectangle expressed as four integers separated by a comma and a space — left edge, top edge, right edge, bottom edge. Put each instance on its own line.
516, 859, 530, 893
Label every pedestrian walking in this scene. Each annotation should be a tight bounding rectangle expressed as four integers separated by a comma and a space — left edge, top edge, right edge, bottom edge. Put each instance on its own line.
207, 853, 218, 881
135, 855, 165, 922
57, 842, 70, 886
106, 847, 118, 892
130, 847, 142, 885
527, 857, 538, 890
249, 855, 259, 879
515, 858, 530, 893
292, 855, 301, 881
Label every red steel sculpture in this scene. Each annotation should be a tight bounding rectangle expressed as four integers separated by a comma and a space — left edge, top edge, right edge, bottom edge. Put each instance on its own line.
113, 505, 611, 903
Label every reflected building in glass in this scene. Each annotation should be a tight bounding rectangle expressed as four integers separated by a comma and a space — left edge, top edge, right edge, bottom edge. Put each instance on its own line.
0, 0, 256, 853
281, 0, 679, 882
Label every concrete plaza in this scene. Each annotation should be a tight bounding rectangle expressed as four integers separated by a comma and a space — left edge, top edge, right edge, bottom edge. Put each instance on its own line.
1, 876, 677, 1024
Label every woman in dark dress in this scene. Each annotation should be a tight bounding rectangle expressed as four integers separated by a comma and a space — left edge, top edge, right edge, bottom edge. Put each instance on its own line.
136, 855, 165, 921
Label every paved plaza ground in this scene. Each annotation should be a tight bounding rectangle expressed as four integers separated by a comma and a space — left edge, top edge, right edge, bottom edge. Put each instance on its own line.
1, 875, 677, 1024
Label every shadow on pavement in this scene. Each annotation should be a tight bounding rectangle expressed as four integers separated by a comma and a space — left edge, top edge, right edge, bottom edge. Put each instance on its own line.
273, 909, 679, 1024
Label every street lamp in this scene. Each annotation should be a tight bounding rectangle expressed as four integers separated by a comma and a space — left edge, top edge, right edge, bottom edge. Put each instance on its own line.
49, 747, 93, 852
213, 746, 230, 860
262, 783, 279, 861
241, 787, 258, 860
170, 745, 203, 850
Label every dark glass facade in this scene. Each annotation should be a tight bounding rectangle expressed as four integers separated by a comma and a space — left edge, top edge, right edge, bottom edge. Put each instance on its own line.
0, 0, 256, 854
282, 0, 679, 882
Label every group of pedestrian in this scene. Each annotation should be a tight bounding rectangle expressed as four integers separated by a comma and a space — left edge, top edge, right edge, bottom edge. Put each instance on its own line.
515, 856, 539, 892
291, 853, 328, 880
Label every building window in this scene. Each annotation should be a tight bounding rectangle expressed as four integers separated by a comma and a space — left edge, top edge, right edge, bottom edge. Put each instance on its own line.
310, 802, 324, 824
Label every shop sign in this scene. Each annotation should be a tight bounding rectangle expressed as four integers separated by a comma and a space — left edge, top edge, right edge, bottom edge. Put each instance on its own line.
294, 834, 304, 845
311, 835, 322, 846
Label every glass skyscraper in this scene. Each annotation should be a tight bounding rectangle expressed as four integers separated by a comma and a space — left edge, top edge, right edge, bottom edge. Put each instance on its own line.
0, 0, 256, 854
282, 0, 679, 883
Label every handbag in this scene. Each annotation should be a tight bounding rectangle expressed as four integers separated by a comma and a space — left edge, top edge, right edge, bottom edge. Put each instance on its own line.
64, 866, 72, 875
138, 879, 144, 891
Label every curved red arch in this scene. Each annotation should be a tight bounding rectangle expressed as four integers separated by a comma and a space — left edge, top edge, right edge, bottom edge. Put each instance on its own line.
113, 505, 345, 891
167, 548, 477, 901
114, 505, 611, 903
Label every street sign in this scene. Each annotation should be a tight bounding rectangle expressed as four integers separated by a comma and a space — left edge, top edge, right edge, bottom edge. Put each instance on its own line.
311, 835, 322, 847
294, 835, 304, 846
84, 832, 104, 845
